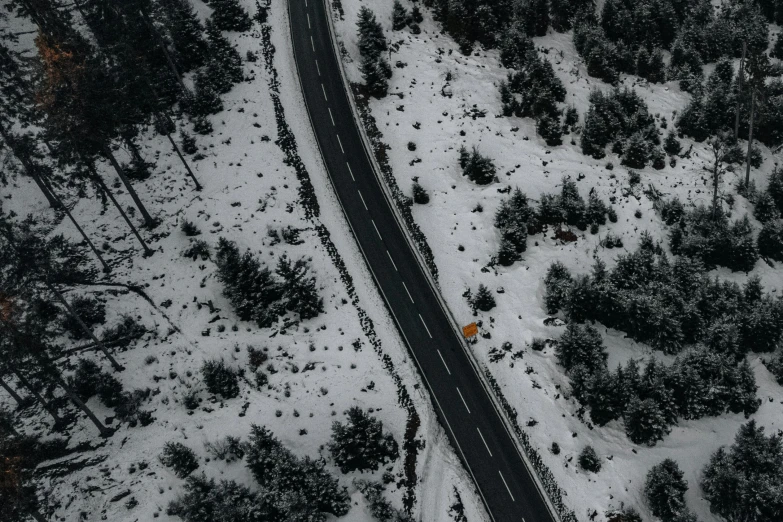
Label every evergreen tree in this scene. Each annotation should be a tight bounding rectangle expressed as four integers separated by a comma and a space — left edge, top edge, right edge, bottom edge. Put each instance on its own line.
544, 261, 572, 314
646, 49, 666, 83
494, 188, 532, 262
702, 421, 783, 522
201, 359, 240, 399
159, 441, 200, 478
360, 55, 389, 98
168, 474, 283, 522
621, 132, 650, 168
328, 407, 399, 473
758, 219, 783, 261
663, 130, 682, 155
159, 0, 210, 71
556, 323, 607, 373
275, 255, 324, 320
210, 0, 253, 31
205, 20, 244, 87
624, 395, 671, 445
412, 180, 430, 204
459, 146, 496, 185
644, 459, 689, 522
411, 5, 424, 24
392, 0, 409, 30
357, 7, 387, 59
578, 445, 601, 472
537, 114, 563, 145
498, 22, 534, 69
471, 284, 496, 312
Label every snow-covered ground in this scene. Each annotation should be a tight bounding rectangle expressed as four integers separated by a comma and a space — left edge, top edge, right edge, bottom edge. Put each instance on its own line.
0, 2, 488, 521
331, 1, 783, 520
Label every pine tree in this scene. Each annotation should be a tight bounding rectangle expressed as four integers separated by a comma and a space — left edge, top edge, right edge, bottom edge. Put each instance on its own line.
209, 0, 253, 31
544, 261, 572, 314
644, 459, 689, 522
357, 7, 387, 60
578, 445, 601, 472
168, 474, 283, 522
392, 0, 409, 30
159, 0, 210, 71
624, 395, 671, 445
328, 407, 399, 473
411, 5, 423, 23
663, 130, 682, 155
360, 55, 389, 98
622, 132, 650, 169
556, 323, 607, 373
758, 219, 783, 261
205, 20, 244, 86
159, 441, 200, 478
460, 147, 496, 185
275, 255, 324, 320
537, 114, 563, 145
471, 284, 496, 312
646, 49, 666, 83
412, 180, 430, 204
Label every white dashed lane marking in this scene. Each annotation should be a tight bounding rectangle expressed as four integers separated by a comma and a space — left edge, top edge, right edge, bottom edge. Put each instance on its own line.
386, 250, 397, 271
499, 471, 515, 502
336, 134, 344, 153
438, 349, 451, 375
346, 162, 355, 181
419, 314, 432, 338
477, 428, 492, 457
456, 387, 470, 413
402, 281, 414, 303
357, 190, 368, 210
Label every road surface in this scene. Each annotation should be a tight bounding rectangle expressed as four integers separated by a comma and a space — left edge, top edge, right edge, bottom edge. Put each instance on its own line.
286, 2, 558, 521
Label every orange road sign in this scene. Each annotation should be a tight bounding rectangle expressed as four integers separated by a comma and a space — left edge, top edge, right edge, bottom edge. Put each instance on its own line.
462, 322, 478, 338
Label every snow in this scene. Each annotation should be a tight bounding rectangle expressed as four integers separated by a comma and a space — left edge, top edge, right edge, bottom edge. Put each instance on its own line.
0, 2, 487, 521
330, 1, 783, 520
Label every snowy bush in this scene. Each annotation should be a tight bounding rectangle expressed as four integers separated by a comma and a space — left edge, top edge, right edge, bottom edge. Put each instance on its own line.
159, 441, 199, 478
204, 435, 244, 463
201, 359, 240, 399
458, 146, 496, 185
466, 284, 496, 312
354, 480, 413, 522
182, 239, 211, 261
328, 407, 399, 473
181, 220, 201, 236
578, 445, 601, 472
412, 180, 429, 204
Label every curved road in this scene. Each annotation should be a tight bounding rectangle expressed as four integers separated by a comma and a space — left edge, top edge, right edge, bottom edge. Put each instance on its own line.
286, 2, 557, 521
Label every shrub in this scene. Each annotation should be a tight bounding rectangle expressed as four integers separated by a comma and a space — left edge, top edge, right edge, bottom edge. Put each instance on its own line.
355, 480, 413, 522
183, 239, 211, 261
183, 390, 200, 410
412, 181, 429, 204
578, 445, 601, 472
181, 220, 201, 236
328, 408, 399, 473
644, 459, 689, 522
543, 261, 572, 314
61, 296, 106, 339
459, 146, 496, 185
159, 441, 199, 478
201, 359, 240, 399
663, 130, 682, 156
204, 436, 245, 463
69, 359, 124, 407
100, 315, 146, 347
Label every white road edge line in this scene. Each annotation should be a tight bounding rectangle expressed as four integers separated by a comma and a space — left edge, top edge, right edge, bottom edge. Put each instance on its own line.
419, 314, 432, 338
386, 250, 398, 271
311, 35, 315, 52
477, 427, 493, 457
346, 162, 355, 181
498, 471, 516, 502
402, 281, 414, 303
336, 134, 344, 153
456, 387, 470, 413
315, 59, 320, 76
328, 107, 335, 126
437, 349, 451, 375
321, 83, 328, 101
357, 190, 368, 210
371, 219, 382, 240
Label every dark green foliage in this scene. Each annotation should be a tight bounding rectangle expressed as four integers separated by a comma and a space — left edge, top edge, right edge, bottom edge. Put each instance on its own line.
670, 206, 758, 272
624, 396, 671, 445
214, 238, 323, 327
360, 55, 390, 98
501, 52, 566, 136
768, 166, 783, 213
537, 114, 563, 145
205, 20, 244, 86
181, 131, 198, 154
201, 359, 240, 399
550, 0, 593, 31
573, 19, 623, 84
392, 0, 409, 30
357, 7, 387, 59
245, 425, 351, 520
663, 130, 682, 156
534, 178, 612, 229
556, 323, 606, 373
411, 6, 423, 24
209, 0, 253, 31
355, 480, 413, 522
701, 421, 783, 522
764, 349, 783, 385
61, 296, 106, 339
101, 315, 146, 347
458, 146, 496, 185
543, 261, 572, 314
578, 445, 601, 472
412, 181, 429, 204
159, 441, 200, 478
758, 219, 783, 261
644, 459, 690, 522
159, 0, 210, 71
754, 191, 780, 223
328, 407, 399, 473
494, 188, 532, 264
168, 474, 282, 522
468, 284, 496, 312
580, 88, 658, 163
498, 23, 534, 69
69, 359, 124, 407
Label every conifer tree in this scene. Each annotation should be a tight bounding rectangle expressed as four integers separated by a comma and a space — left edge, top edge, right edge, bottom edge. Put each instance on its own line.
209, 0, 253, 32
470, 284, 496, 312
360, 55, 389, 98
644, 459, 689, 522
328, 407, 399, 473
392, 0, 409, 30
357, 7, 387, 59
158, 0, 210, 71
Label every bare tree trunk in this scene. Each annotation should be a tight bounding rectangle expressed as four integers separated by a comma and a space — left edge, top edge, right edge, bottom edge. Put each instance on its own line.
100, 143, 156, 228
745, 89, 756, 188
44, 281, 124, 372
0, 373, 24, 405
124, 136, 146, 166
9, 366, 64, 426
89, 166, 154, 256
0, 124, 58, 208
166, 132, 202, 190
52, 370, 113, 437
734, 41, 746, 140
38, 174, 111, 273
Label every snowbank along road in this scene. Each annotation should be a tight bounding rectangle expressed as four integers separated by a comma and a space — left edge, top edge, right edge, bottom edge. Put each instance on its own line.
287, 0, 559, 521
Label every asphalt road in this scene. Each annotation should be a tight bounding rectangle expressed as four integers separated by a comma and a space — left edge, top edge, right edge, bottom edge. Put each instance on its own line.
287, 2, 558, 521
